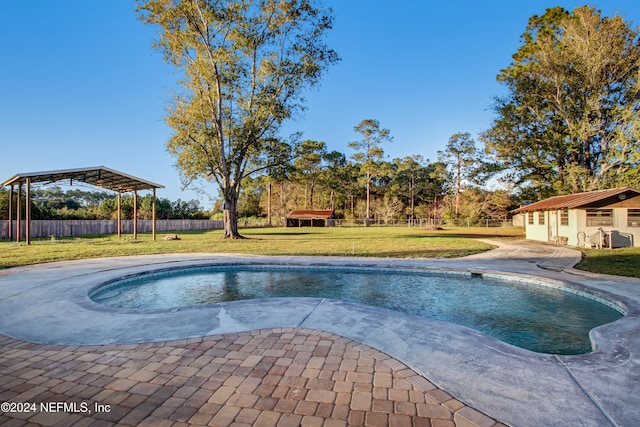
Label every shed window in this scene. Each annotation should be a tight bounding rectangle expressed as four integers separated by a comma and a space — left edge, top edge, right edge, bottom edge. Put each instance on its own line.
528, 212, 534, 225
560, 209, 569, 226
629, 209, 640, 227
586, 209, 613, 227
537, 211, 545, 225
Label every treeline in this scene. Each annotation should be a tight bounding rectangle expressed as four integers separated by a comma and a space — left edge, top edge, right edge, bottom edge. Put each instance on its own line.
0, 187, 209, 220
223, 126, 517, 226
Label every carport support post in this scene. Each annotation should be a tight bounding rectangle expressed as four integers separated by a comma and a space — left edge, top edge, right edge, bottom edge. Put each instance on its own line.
133, 191, 138, 240
7, 184, 13, 241
25, 178, 31, 245
16, 183, 21, 243
152, 188, 157, 241
117, 192, 122, 238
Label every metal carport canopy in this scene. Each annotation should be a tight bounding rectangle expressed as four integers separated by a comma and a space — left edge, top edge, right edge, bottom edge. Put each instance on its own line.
2, 166, 163, 192
2, 166, 164, 244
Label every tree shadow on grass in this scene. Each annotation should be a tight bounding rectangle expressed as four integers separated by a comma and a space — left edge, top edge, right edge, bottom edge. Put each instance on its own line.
247, 232, 313, 236
356, 249, 489, 258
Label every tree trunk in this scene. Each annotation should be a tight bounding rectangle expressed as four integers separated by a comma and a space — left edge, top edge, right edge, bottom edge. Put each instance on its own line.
267, 182, 272, 226
455, 155, 462, 219
350, 194, 354, 217
411, 175, 416, 222
222, 193, 243, 239
280, 182, 286, 226
365, 171, 371, 225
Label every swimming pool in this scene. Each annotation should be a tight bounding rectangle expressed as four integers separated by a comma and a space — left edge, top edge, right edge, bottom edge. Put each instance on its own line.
90, 265, 624, 355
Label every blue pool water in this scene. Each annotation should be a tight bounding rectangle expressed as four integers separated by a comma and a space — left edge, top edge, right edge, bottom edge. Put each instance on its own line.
90, 266, 624, 355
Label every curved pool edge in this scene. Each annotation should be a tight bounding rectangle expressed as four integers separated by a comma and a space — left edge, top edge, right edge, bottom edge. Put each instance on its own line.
85, 261, 628, 356
0, 248, 639, 427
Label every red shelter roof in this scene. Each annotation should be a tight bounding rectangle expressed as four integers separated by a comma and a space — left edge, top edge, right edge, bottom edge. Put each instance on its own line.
287, 210, 334, 219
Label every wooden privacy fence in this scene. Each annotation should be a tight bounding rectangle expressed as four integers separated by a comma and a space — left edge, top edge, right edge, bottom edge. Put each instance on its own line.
1, 220, 223, 240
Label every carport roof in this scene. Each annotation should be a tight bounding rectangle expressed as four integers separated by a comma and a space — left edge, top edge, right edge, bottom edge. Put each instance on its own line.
2, 166, 163, 193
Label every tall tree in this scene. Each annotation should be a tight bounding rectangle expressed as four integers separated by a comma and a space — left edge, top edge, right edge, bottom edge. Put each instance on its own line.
263, 138, 293, 226
319, 150, 347, 211
483, 6, 640, 196
390, 156, 442, 221
348, 119, 392, 222
438, 132, 479, 218
292, 140, 327, 209
136, 0, 339, 238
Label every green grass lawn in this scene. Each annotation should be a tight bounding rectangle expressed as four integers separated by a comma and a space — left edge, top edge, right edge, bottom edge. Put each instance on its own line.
576, 247, 640, 278
2, 225, 638, 279
0, 226, 523, 269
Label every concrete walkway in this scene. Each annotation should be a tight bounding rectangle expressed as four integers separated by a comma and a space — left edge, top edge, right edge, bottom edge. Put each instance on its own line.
0, 240, 638, 426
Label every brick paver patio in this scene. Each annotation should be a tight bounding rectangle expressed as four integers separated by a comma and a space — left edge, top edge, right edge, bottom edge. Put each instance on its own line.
0, 328, 505, 427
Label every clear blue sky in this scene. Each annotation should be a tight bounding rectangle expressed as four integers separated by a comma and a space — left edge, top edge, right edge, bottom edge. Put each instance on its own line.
2, 1, 640, 208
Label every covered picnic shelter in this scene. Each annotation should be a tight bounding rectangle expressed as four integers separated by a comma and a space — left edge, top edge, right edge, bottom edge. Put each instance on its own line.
286, 209, 335, 227
2, 166, 164, 244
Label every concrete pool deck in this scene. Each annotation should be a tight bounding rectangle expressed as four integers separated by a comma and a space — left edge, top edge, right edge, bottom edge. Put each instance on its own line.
0, 240, 638, 426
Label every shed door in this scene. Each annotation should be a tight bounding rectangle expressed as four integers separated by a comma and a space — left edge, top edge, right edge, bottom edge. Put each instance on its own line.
548, 211, 555, 242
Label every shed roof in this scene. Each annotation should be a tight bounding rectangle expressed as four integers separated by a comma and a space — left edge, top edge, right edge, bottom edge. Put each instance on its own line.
513, 187, 640, 213
287, 209, 334, 219
2, 166, 163, 193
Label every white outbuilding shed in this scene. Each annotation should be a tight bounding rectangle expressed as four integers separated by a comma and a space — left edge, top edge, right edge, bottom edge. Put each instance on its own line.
512, 187, 640, 248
